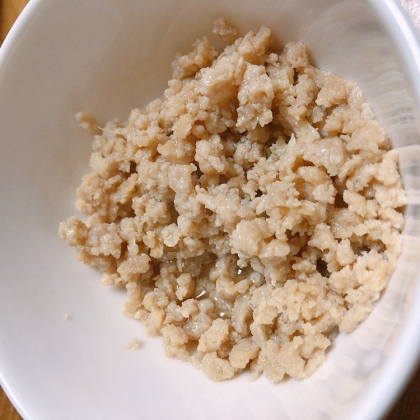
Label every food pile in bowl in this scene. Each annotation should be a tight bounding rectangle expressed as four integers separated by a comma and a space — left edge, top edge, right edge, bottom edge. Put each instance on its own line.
59, 18, 406, 383
2, 1, 420, 419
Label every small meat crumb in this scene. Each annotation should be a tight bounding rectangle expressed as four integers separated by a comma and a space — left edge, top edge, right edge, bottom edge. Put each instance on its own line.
75, 111, 101, 135
59, 19, 406, 383
123, 338, 142, 350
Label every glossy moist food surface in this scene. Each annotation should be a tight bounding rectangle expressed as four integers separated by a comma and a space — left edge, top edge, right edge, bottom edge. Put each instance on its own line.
59, 19, 407, 383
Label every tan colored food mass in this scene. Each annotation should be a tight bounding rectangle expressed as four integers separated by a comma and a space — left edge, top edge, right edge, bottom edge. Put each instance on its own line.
59, 19, 407, 383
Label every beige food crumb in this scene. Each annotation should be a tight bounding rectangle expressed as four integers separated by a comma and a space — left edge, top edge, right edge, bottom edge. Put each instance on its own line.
213, 17, 238, 44
59, 20, 407, 383
75, 111, 101, 135
123, 338, 142, 350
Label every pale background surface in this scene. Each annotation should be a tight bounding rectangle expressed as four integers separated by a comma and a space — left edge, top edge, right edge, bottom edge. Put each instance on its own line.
0, 0, 419, 419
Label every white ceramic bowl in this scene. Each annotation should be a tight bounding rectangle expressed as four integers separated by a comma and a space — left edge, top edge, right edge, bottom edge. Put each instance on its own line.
1, 1, 420, 419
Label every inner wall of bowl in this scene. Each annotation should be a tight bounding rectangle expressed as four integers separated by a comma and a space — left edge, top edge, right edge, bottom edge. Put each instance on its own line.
1, 0, 420, 419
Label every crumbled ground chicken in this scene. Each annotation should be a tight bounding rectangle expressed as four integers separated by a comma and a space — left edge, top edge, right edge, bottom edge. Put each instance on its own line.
59, 18, 406, 383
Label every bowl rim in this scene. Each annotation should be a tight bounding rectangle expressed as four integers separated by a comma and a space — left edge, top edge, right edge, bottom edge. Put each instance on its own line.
0, 3, 50, 419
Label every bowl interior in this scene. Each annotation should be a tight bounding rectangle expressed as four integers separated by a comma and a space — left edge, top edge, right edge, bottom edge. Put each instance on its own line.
1, 0, 420, 419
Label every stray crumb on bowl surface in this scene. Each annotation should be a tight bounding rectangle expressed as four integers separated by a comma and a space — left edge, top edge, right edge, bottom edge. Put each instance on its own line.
59, 18, 407, 383
123, 338, 142, 350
